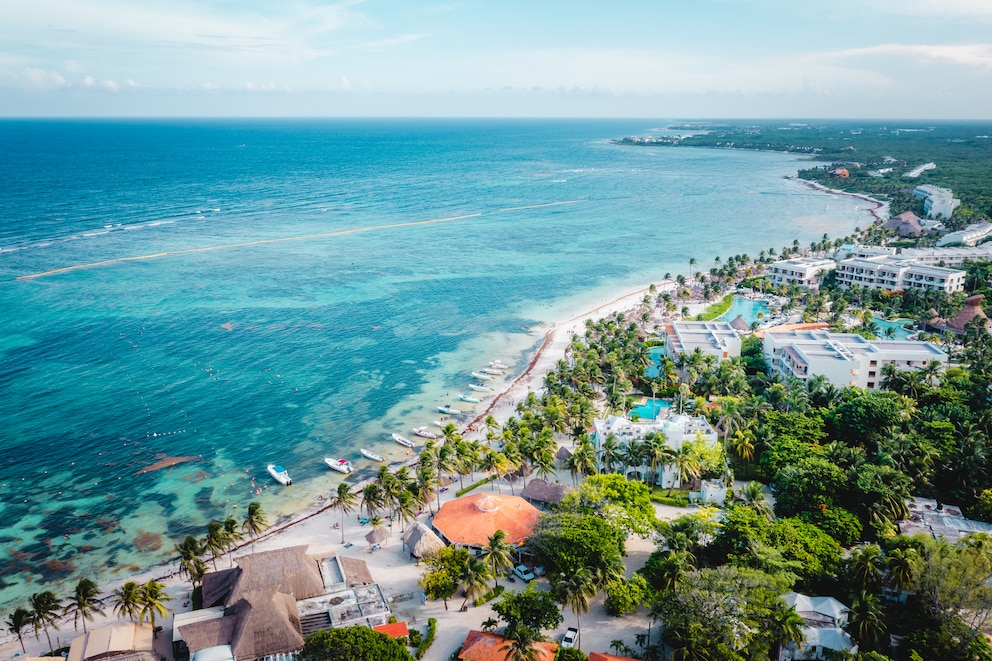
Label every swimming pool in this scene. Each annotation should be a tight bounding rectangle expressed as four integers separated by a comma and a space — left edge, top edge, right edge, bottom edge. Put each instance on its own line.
872, 318, 915, 341
630, 397, 672, 420
719, 296, 771, 326
645, 346, 666, 378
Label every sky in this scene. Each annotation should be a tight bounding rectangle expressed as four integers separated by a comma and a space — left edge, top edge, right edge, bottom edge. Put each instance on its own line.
2, 0, 992, 118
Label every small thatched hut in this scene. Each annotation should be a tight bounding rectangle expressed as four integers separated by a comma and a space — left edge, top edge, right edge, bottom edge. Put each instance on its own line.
402, 522, 446, 558
520, 478, 568, 507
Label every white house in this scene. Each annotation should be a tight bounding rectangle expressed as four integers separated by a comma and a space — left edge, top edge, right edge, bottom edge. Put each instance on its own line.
913, 184, 961, 219
766, 257, 836, 290
592, 413, 718, 487
663, 321, 741, 363
763, 329, 947, 391
834, 255, 965, 293
937, 220, 992, 247
781, 592, 857, 660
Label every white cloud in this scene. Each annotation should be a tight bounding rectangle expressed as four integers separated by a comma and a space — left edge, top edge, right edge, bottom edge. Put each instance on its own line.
829, 43, 992, 70
863, 0, 992, 21
23, 67, 66, 89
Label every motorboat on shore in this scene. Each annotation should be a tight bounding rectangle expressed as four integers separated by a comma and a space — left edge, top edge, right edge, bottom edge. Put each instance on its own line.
392, 433, 415, 448
471, 371, 495, 381
361, 448, 384, 462
468, 383, 494, 392
459, 393, 482, 403
413, 426, 438, 439
324, 457, 354, 474
437, 405, 463, 415
490, 360, 509, 369
431, 419, 445, 427
480, 367, 504, 375
267, 463, 292, 485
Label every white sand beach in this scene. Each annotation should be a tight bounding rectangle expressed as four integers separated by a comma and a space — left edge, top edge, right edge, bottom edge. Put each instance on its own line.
0, 280, 705, 661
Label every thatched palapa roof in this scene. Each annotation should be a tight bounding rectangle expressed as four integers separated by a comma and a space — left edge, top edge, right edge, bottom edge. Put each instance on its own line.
402, 522, 446, 558
728, 314, 750, 331
365, 526, 390, 544
520, 478, 568, 505
201, 546, 326, 608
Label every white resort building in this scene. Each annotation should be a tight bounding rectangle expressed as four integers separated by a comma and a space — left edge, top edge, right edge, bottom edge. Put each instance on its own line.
913, 184, 961, 219
937, 220, 992, 247
781, 592, 857, 660
766, 257, 836, 290
833, 242, 992, 268
662, 321, 741, 363
763, 329, 948, 390
834, 254, 965, 293
592, 412, 718, 487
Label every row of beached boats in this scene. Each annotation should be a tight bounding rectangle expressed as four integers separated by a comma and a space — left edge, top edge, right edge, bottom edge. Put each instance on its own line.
268, 360, 511, 487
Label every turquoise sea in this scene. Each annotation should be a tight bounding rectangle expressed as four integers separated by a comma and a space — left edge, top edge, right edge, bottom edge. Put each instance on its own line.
0, 119, 873, 611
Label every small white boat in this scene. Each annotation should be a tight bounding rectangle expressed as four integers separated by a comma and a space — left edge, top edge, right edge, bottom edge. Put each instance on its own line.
431, 419, 445, 427
437, 405, 463, 415
468, 383, 494, 393
361, 448, 384, 462
490, 361, 509, 369
459, 393, 482, 403
267, 463, 292, 485
413, 426, 438, 439
480, 367, 504, 375
392, 433, 415, 448
471, 371, 495, 381
324, 457, 354, 474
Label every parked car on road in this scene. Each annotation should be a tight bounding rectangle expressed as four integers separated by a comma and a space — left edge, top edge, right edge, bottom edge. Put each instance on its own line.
513, 564, 536, 581
561, 627, 578, 649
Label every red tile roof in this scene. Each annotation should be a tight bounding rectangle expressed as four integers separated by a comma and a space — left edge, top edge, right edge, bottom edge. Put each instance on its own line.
589, 653, 641, 661
458, 630, 557, 661
433, 494, 541, 546
373, 622, 410, 639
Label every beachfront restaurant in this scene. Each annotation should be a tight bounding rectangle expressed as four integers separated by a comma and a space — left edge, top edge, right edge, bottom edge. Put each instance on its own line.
431, 493, 540, 552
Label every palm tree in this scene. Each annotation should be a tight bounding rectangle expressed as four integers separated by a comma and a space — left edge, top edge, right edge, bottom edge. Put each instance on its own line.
113, 581, 143, 621
553, 567, 597, 651
203, 521, 230, 570
480, 529, 515, 588
242, 502, 267, 549
500, 624, 543, 661
739, 481, 774, 521
6, 607, 31, 654
64, 578, 105, 633
768, 601, 806, 661
847, 543, 885, 592
176, 536, 208, 586
460, 558, 492, 610
885, 547, 916, 596
644, 432, 675, 487
670, 444, 701, 491
844, 592, 886, 652
138, 580, 172, 632
361, 482, 385, 518
329, 482, 359, 543
29, 591, 61, 652
223, 517, 245, 563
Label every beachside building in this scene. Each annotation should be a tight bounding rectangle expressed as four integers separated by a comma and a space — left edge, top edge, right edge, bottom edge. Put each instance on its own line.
458, 630, 557, 661
763, 329, 948, 390
781, 593, 857, 660
173, 547, 387, 661
937, 220, 992, 247
592, 413, 718, 486
914, 184, 961, 219
662, 321, 741, 363
431, 493, 540, 550
834, 254, 965, 293
68, 622, 156, 661
766, 257, 836, 290
831, 242, 992, 268
883, 211, 925, 237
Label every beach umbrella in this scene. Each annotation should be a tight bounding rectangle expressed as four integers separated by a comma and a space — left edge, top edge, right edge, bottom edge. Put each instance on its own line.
365, 526, 390, 545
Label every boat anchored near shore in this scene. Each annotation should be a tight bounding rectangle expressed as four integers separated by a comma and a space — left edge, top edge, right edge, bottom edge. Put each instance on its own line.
490, 360, 509, 370
480, 367, 504, 375
437, 404, 463, 415
459, 393, 482, 403
267, 463, 292, 485
392, 433, 415, 448
324, 457, 354, 474
468, 383, 494, 392
471, 371, 495, 381
360, 448, 384, 462
413, 426, 438, 439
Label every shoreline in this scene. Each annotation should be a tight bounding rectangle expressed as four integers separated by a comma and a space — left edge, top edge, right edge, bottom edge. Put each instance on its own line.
787, 176, 889, 224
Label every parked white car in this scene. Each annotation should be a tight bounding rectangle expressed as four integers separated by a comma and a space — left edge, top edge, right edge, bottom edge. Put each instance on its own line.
561, 627, 578, 649
512, 564, 535, 581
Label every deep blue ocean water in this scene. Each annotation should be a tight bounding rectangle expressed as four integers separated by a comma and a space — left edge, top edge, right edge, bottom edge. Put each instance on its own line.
0, 119, 873, 610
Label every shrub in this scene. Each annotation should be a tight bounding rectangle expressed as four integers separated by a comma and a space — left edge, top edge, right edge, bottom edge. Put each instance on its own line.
414, 618, 437, 660
473, 584, 505, 607
408, 629, 422, 647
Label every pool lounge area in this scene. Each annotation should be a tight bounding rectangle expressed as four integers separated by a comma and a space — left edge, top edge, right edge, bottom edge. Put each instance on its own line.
630, 397, 672, 421
872, 318, 916, 341
719, 296, 772, 326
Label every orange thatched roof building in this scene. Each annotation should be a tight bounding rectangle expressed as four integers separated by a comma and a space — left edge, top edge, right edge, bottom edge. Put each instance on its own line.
373, 622, 410, 639
432, 493, 541, 547
589, 653, 641, 661
458, 630, 557, 661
